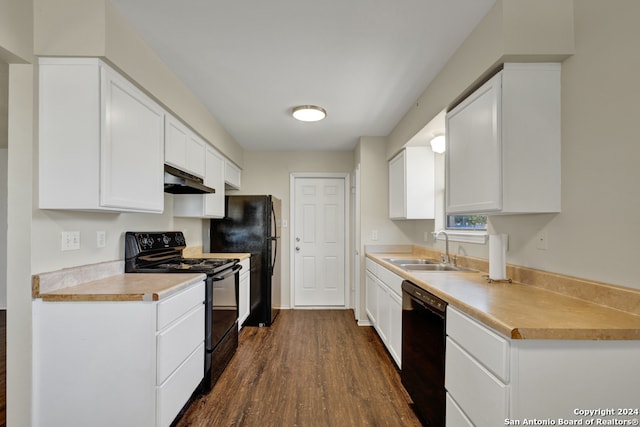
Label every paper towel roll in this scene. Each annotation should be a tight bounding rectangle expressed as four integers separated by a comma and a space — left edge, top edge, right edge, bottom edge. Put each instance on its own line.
489, 234, 508, 281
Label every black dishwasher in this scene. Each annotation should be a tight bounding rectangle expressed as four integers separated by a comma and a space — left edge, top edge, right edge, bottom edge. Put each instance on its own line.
401, 280, 447, 427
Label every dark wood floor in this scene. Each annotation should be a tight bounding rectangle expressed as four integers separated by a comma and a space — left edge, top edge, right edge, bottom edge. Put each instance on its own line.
177, 310, 422, 427
1, 310, 5, 427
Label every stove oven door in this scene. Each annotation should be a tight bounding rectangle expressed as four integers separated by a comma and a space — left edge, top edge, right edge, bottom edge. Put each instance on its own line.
210, 264, 241, 348
202, 263, 241, 392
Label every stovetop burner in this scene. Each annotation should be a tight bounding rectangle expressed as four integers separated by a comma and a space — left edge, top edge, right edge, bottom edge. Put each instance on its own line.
124, 231, 238, 275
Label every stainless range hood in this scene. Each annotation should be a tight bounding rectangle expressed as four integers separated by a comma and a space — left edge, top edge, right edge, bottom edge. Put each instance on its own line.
164, 164, 215, 194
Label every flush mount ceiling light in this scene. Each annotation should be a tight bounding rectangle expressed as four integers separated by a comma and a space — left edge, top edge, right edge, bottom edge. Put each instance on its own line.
292, 105, 327, 122
430, 134, 446, 154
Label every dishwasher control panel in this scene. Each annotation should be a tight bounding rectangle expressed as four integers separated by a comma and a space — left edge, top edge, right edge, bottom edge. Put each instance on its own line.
401, 280, 447, 314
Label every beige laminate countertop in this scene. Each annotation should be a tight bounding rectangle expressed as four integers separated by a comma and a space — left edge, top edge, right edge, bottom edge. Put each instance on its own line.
33, 251, 249, 303
367, 253, 640, 340
36, 272, 206, 302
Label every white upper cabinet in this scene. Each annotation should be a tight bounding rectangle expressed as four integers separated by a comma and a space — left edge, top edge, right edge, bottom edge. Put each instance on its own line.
173, 144, 225, 218
389, 146, 435, 219
39, 58, 164, 213
446, 63, 561, 215
224, 160, 241, 190
165, 114, 205, 178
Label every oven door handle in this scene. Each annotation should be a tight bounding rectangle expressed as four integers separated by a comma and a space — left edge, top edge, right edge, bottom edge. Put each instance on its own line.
212, 264, 242, 281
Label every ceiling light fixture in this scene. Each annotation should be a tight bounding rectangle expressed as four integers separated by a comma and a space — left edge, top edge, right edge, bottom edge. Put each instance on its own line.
430, 134, 446, 154
292, 105, 327, 122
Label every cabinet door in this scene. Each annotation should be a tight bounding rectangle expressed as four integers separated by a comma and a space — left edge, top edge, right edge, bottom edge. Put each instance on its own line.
376, 279, 389, 343
100, 66, 164, 212
186, 134, 206, 178
365, 271, 377, 325
446, 72, 502, 214
224, 160, 241, 190
388, 150, 406, 219
165, 114, 188, 171
204, 146, 225, 217
388, 289, 402, 368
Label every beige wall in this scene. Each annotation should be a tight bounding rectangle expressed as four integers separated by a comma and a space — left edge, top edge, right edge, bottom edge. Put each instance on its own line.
1, 1, 34, 425
355, 136, 433, 319
0, 61, 7, 149
7, 63, 34, 427
0, 0, 33, 63
381, 0, 640, 290
31, 197, 204, 274
233, 150, 354, 308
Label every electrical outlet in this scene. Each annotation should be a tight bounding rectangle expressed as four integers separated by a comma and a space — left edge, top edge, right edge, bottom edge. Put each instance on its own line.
61, 231, 80, 251
97, 231, 106, 248
536, 230, 548, 250
371, 230, 379, 241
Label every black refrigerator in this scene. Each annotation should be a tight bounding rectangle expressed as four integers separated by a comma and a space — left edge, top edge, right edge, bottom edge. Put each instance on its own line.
210, 195, 281, 326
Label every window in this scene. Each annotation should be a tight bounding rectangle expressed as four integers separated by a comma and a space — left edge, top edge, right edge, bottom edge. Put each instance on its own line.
446, 214, 487, 230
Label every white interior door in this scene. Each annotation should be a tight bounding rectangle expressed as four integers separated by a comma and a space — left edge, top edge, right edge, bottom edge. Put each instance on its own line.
293, 176, 346, 307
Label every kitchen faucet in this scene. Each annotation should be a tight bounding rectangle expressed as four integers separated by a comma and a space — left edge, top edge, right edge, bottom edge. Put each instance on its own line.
433, 230, 451, 265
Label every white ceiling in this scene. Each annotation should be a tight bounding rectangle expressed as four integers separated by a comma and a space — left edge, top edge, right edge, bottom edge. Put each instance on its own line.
110, 0, 496, 151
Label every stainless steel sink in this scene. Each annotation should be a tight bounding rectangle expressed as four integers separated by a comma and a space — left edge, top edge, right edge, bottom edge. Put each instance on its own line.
400, 264, 473, 272
383, 257, 439, 265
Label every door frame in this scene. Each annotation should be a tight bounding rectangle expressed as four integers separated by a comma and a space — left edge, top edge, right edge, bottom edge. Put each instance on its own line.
289, 172, 351, 309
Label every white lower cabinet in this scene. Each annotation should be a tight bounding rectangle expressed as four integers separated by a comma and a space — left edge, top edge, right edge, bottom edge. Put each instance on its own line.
238, 258, 251, 330
375, 278, 390, 343
365, 271, 378, 325
365, 259, 402, 368
446, 393, 474, 427
33, 281, 205, 427
445, 306, 640, 427
387, 289, 402, 367
446, 338, 508, 427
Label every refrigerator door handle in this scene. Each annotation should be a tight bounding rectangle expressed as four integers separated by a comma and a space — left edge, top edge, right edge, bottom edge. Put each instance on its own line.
270, 236, 278, 276
270, 201, 278, 276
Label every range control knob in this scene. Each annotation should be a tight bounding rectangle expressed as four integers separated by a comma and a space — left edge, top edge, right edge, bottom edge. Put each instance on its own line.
139, 234, 154, 249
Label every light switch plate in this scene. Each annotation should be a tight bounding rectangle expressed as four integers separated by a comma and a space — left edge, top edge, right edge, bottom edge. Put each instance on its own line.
97, 231, 106, 248
61, 231, 80, 251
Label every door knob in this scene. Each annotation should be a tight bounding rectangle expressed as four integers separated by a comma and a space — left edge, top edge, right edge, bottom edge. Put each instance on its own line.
296, 246, 300, 251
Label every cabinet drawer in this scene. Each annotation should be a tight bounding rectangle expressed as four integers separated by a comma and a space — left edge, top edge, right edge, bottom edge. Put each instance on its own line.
157, 283, 204, 331
446, 338, 508, 427
446, 393, 474, 427
377, 266, 403, 296
157, 304, 204, 384
446, 306, 509, 381
365, 258, 378, 276
157, 342, 204, 427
